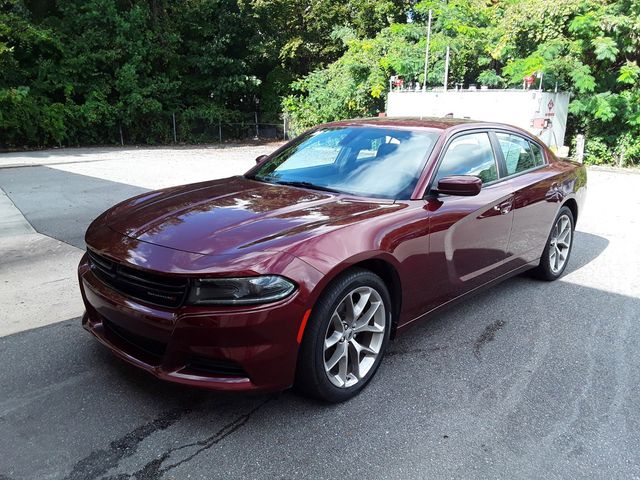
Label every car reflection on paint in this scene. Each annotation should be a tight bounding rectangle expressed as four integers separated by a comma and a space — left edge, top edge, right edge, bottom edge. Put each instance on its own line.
78, 117, 586, 402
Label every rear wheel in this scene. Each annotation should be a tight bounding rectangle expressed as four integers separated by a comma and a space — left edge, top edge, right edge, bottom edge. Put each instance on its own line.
533, 206, 574, 281
295, 268, 391, 402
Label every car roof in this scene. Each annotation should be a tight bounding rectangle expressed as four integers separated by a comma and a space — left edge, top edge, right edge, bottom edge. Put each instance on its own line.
317, 117, 541, 143
319, 116, 524, 133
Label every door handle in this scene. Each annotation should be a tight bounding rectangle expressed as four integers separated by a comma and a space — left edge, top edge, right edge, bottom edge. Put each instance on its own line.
493, 200, 513, 215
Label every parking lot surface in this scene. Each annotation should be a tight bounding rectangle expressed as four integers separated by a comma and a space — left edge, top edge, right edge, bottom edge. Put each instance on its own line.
1, 146, 639, 479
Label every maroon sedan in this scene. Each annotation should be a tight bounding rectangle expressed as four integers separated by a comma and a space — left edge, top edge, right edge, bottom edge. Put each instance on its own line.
79, 118, 586, 402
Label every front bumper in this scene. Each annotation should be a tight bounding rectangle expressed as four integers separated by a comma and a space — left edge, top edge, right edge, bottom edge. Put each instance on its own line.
79, 254, 314, 392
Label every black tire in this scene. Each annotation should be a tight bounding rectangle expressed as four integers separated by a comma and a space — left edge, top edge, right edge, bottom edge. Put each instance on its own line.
532, 206, 575, 281
295, 268, 392, 402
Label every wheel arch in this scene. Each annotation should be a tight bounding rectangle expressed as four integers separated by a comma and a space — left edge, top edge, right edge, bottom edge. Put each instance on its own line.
306, 253, 403, 339
351, 258, 403, 338
562, 197, 578, 224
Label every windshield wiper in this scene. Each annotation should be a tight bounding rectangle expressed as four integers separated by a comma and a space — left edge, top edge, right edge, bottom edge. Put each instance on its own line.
272, 180, 342, 194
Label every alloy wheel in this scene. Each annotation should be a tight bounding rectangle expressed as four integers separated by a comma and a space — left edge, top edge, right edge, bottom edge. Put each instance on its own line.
323, 286, 386, 388
549, 214, 572, 274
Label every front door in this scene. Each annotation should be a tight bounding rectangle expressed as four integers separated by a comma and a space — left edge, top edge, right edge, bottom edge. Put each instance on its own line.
424, 131, 515, 309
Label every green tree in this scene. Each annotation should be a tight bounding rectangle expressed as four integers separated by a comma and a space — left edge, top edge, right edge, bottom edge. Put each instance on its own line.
283, 0, 496, 132
239, 0, 408, 121
494, 0, 640, 165
2, 0, 640, 163
284, 0, 640, 165
0, 0, 66, 146
283, 23, 426, 132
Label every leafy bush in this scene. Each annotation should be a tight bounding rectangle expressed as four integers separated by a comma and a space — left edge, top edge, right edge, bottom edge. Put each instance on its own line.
1, 0, 639, 163
284, 0, 640, 166
582, 137, 610, 166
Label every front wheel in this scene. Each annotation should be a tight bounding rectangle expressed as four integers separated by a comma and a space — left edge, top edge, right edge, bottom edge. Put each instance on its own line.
533, 206, 575, 281
295, 268, 392, 402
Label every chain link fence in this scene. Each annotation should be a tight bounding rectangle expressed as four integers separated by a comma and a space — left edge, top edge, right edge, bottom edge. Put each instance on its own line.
115, 112, 292, 146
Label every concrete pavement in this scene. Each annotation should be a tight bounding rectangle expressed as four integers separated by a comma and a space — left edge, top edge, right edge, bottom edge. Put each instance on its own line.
0, 145, 276, 336
0, 189, 35, 236
0, 147, 639, 479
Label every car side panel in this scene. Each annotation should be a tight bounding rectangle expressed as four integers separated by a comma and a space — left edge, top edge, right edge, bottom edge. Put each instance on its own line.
421, 181, 515, 313
498, 167, 559, 262
507, 156, 586, 263
289, 188, 516, 329
285, 201, 439, 324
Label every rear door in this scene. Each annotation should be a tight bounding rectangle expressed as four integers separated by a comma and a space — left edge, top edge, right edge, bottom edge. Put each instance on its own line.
424, 131, 516, 307
492, 131, 558, 264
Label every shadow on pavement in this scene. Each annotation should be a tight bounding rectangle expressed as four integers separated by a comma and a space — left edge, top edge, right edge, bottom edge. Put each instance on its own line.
563, 230, 609, 274
3, 229, 638, 479
0, 166, 148, 248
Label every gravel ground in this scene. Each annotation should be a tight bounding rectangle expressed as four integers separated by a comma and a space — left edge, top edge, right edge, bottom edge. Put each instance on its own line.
0, 146, 638, 479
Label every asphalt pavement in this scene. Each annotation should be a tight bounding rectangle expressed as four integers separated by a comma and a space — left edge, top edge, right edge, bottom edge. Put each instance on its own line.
0, 148, 639, 479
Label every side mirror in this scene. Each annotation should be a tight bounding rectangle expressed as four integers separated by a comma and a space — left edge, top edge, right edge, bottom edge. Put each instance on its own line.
255, 154, 269, 165
436, 175, 482, 196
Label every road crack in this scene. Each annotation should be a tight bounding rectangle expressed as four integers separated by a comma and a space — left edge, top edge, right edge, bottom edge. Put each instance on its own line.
126, 396, 273, 480
63, 401, 199, 480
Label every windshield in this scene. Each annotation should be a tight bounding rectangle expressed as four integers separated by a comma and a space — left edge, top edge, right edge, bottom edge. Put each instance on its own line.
248, 126, 439, 199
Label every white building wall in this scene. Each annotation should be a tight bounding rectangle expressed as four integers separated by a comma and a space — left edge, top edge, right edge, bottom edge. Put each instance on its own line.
386, 90, 570, 149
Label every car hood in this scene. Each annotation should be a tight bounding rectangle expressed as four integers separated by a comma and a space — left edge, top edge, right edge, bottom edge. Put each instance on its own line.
101, 176, 402, 256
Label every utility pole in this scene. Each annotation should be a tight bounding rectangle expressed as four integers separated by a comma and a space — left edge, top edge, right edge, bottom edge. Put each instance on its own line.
443, 45, 450, 91
422, 9, 432, 92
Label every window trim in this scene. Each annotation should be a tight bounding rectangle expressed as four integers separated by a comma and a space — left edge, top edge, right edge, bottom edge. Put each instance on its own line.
425, 129, 501, 195
424, 128, 550, 198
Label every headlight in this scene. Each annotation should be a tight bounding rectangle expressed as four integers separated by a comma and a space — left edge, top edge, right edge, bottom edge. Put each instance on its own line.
186, 275, 296, 305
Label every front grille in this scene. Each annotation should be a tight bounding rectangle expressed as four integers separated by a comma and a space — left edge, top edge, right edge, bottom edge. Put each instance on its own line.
188, 356, 248, 377
103, 319, 167, 360
88, 249, 189, 308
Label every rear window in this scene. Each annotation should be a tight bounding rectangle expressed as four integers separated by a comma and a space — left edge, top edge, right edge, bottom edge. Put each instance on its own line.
529, 141, 546, 166
496, 133, 545, 175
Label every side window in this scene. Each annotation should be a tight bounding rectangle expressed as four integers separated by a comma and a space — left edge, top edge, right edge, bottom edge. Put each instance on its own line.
496, 133, 539, 175
529, 141, 546, 167
434, 132, 498, 186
